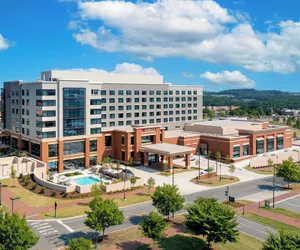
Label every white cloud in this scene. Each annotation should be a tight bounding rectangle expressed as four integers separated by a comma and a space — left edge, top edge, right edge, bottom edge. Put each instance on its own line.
0, 34, 10, 50
65, 0, 300, 74
200, 70, 255, 88
182, 72, 194, 78
60, 62, 159, 75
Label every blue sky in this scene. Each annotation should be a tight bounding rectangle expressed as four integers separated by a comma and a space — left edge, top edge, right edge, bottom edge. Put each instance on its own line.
1, 0, 300, 92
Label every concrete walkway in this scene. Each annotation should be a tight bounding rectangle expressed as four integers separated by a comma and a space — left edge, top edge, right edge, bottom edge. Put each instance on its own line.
237, 189, 300, 228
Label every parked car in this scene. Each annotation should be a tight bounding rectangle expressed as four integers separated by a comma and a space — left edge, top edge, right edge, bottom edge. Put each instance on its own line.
190, 155, 196, 161
122, 169, 135, 176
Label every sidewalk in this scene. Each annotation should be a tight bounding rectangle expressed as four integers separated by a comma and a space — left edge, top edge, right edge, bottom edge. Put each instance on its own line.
237, 188, 300, 228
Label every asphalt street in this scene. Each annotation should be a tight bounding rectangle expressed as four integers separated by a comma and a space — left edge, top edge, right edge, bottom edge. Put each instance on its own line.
275, 194, 300, 213
30, 176, 285, 250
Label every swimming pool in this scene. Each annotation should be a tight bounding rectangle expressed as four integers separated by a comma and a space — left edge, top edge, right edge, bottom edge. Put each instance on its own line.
74, 176, 101, 186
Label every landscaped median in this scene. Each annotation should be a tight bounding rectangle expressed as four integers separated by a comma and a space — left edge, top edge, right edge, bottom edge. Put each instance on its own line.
245, 166, 273, 175
159, 167, 198, 176
190, 175, 240, 187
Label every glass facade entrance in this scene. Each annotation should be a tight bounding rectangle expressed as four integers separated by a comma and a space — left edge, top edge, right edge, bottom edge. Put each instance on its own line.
63, 158, 85, 171
277, 136, 284, 150
267, 138, 274, 152
256, 139, 264, 154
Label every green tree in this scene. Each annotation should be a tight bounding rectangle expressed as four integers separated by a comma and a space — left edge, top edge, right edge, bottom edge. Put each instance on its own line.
293, 131, 297, 138
116, 160, 120, 170
129, 157, 134, 167
276, 160, 300, 188
185, 197, 239, 248
225, 155, 231, 165
69, 237, 94, 250
207, 150, 212, 178
0, 212, 39, 250
91, 182, 105, 198
130, 176, 137, 188
139, 211, 167, 249
152, 184, 184, 220
10, 165, 17, 186
267, 158, 274, 168
228, 164, 236, 178
215, 151, 221, 176
206, 167, 214, 183
147, 177, 155, 192
102, 156, 110, 167
85, 197, 124, 244
263, 230, 300, 250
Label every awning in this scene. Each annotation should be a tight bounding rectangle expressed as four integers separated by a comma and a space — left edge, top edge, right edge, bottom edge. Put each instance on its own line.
267, 136, 274, 139
140, 143, 194, 157
277, 135, 284, 137
256, 138, 264, 141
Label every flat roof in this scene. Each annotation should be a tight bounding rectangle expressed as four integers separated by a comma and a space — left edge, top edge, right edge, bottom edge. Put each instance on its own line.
164, 130, 201, 138
140, 143, 194, 156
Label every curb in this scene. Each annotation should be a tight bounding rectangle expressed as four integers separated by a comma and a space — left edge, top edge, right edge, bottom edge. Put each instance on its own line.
239, 215, 276, 230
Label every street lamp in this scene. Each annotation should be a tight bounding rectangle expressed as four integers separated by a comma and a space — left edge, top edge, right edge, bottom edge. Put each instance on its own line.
172, 166, 175, 186
272, 155, 279, 208
219, 163, 222, 181
10, 197, 20, 213
197, 150, 201, 184
0, 182, 2, 207
123, 165, 127, 201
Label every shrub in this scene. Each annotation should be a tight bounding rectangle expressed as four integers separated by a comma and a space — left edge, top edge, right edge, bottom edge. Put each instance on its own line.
63, 191, 68, 198
19, 173, 23, 179
24, 180, 30, 186
51, 191, 57, 197
40, 186, 45, 194
21, 176, 25, 183
31, 183, 37, 190
26, 174, 30, 180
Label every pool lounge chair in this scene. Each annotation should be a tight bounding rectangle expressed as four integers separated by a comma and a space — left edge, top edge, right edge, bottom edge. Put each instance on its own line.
63, 177, 71, 186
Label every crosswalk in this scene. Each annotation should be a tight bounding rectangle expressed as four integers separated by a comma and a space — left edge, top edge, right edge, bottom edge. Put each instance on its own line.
29, 221, 66, 248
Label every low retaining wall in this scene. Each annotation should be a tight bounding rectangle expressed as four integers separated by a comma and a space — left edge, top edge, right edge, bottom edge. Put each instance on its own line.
34, 174, 76, 193
105, 178, 144, 193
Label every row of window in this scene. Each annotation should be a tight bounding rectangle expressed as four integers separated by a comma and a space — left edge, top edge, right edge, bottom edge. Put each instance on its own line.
102, 110, 197, 120
101, 116, 198, 127
36, 89, 56, 96
102, 104, 198, 111
21, 89, 29, 96
36, 100, 56, 107
36, 131, 56, 139
93, 89, 198, 96
102, 96, 198, 103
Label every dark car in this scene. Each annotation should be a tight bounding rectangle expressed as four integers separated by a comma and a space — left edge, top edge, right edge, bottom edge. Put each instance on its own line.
122, 169, 135, 176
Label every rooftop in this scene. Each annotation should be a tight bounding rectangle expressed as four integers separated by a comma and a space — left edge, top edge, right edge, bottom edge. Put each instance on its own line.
140, 143, 194, 156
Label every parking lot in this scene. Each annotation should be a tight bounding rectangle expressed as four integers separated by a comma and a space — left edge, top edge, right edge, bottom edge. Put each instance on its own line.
275, 194, 300, 213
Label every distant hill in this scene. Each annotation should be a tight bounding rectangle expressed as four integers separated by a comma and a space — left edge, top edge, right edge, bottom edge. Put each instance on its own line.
203, 89, 300, 110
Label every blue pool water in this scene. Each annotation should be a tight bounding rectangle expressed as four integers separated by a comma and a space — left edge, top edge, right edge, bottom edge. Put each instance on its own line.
74, 176, 101, 186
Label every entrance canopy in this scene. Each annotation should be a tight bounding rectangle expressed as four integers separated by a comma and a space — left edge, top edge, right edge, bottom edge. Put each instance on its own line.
140, 143, 194, 157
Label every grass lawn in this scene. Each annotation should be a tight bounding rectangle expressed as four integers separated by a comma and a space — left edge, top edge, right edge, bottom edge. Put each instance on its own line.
245, 166, 273, 175
236, 200, 255, 206
159, 168, 198, 177
191, 176, 239, 187
261, 207, 300, 220
243, 213, 300, 234
1, 178, 77, 207
40, 193, 152, 219
135, 232, 262, 250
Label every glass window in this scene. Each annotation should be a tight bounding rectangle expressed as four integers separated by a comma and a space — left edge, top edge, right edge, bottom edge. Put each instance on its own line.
101, 90, 106, 95
126, 105, 131, 110
233, 146, 240, 158
182, 90, 186, 95
134, 90, 139, 95
48, 161, 58, 172
156, 98, 161, 102
134, 98, 139, 102
63, 158, 85, 171
193, 90, 197, 95
150, 90, 154, 95
31, 142, 40, 157
109, 106, 115, 111
130, 136, 134, 145
150, 119, 154, 124
121, 136, 125, 145
126, 90, 131, 95
90, 109, 101, 115
101, 98, 106, 103
102, 106, 106, 111
243, 144, 249, 156
119, 113, 124, 118
36, 89, 56, 96
109, 98, 115, 103
91, 118, 101, 124
156, 90, 161, 95
36, 100, 56, 106
118, 90, 124, 95
141, 135, 154, 143
157, 118, 161, 123
110, 114, 115, 119
176, 90, 180, 95
126, 120, 131, 125
109, 90, 115, 95
142, 90, 147, 95
118, 121, 124, 126
142, 98, 147, 102
277, 136, 284, 150
102, 122, 106, 127
92, 90, 99, 95
256, 139, 264, 154
118, 98, 124, 103
134, 120, 139, 125
90, 140, 97, 152
118, 106, 124, 111
126, 113, 132, 118
105, 136, 112, 146
188, 90, 192, 95
64, 141, 85, 155
48, 144, 58, 157
267, 138, 274, 152
90, 156, 97, 166
90, 99, 101, 105
134, 105, 139, 110
126, 98, 131, 102
150, 98, 154, 102
91, 128, 101, 134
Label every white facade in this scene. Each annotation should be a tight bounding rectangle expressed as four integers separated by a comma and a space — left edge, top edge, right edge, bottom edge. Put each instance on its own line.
4, 70, 203, 141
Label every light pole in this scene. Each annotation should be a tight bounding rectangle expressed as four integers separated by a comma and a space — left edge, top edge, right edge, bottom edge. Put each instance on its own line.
123, 166, 127, 201
198, 152, 201, 184
172, 166, 175, 186
273, 155, 278, 208
0, 182, 2, 207
219, 163, 222, 181
10, 197, 20, 213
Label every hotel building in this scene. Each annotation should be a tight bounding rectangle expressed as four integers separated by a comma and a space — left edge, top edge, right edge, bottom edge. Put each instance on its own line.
0, 70, 292, 173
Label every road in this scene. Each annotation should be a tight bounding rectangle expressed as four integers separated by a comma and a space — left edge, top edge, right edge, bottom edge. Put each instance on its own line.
30, 176, 284, 250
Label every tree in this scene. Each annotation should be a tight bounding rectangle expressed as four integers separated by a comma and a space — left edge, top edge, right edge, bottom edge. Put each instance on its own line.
185, 197, 239, 248
10, 165, 17, 186
129, 157, 134, 167
228, 164, 236, 178
206, 167, 214, 183
215, 151, 221, 176
69, 237, 94, 250
267, 158, 274, 168
116, 160, 120, 170
152, 184, 184, 220
293, 131, 297, 138
21, 152, 27, 157
91, 182, 105, 198
276, 160, 300, 188
263, 230, 300, 250
85, 197, 124, 244
147, 177, 155, 192
225, 155, 231, 165
102, 156, 110, 167
207, 150, 212, 178
130, 176, 137, 188
0, 212, 39, 250
139, 211, 167, 249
